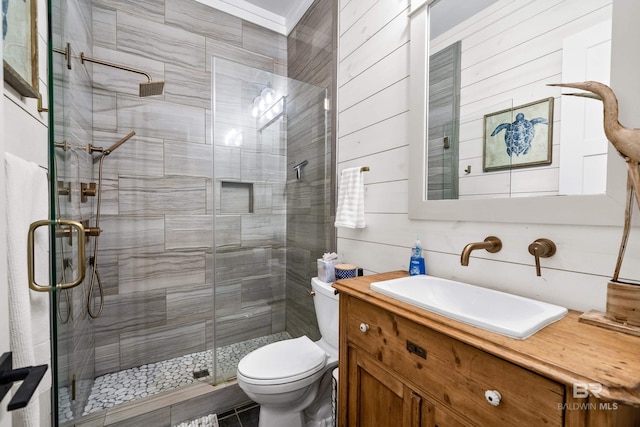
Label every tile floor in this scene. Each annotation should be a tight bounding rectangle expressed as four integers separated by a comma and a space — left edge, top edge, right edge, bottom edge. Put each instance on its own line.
217, 403, 260, 427
59, 332, 290, 423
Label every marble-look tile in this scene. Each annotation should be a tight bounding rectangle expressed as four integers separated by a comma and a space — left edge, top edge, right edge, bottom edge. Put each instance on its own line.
213, 146, 241, 181
93, 291, 166, 337
89, 46, 166, 98
241, 275, 284, 307
92, 6, 117, 49
117, 11, 206, 70
118, 176, 207, 215
93, 89, 118, 132
93, 0, 166, 25
241, 214, 286, 246
271, 300, 286, 332
207, 178, 214, 213
94, 341, 120, 377
240, 151, 285, 183
89, 174, 118, 215
94, 131, 165, 178
215, 306, 271, 347
214, 281, 242, 317
120, 321, 206, 369
206, 38, 276, 74
166, 283, 213, 324
241, 21, 287, 66
166, 215, 213, 250
118, 252, 206, 293
165, 64, 211, 109
206, 109, 212, 146
165, 0, 242, 48
214, 216, 241, 249
117, 95, 206, 143
214, 247, 271, 282
93, 252, 120, 296
96, 216, 165, 253
164, 140, 212, 178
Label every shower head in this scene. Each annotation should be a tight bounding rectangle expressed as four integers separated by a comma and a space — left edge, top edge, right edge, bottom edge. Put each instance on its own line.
78, 52, 164, 97
104, 131, 136, 155
140, 80, 165, 97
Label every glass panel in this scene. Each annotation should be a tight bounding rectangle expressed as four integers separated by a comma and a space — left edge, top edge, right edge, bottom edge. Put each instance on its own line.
212, 57, 329, 382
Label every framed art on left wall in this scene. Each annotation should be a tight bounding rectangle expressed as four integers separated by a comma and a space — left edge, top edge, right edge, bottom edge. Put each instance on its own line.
3, 0, 39, 98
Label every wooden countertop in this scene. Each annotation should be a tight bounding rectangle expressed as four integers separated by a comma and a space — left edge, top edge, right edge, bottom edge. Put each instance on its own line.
333, 271, 640, 406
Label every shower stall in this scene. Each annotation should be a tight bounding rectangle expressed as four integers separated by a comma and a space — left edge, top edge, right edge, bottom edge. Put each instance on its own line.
49, 0, 333, 423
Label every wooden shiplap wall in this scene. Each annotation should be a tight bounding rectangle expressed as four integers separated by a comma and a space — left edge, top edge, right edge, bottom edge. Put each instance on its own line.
336, 0, 640, 313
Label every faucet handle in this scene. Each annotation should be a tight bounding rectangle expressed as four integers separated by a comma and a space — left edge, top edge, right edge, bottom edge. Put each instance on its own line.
528, 238, 556, 276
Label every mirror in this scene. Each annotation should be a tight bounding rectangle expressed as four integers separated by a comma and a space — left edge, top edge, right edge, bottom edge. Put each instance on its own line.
409, 0, 639, 225
425, 0, 612, 201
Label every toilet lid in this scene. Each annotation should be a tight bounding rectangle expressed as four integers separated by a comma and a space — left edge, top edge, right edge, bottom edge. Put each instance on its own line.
237, 336, 327, 382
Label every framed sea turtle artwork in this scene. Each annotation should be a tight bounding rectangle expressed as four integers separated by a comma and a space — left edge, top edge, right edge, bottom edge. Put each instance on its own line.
483, 97, 554, 172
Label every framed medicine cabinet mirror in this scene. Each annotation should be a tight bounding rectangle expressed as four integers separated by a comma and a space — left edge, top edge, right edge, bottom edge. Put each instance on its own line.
408, 0, 640, 226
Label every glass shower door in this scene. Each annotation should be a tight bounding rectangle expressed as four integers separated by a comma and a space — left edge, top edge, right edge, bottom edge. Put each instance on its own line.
211, 57, 330, 382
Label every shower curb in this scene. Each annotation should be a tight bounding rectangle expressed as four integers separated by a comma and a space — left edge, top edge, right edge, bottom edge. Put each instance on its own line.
61, 379, 251, 427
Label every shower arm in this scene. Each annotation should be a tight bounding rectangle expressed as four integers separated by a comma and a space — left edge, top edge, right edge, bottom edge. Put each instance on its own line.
52, 43, 154, 83
80, 53, 153, 83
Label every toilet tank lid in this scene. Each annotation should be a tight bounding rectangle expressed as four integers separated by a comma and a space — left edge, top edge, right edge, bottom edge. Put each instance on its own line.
311, 277, 338, 299
237, 336, 326, 381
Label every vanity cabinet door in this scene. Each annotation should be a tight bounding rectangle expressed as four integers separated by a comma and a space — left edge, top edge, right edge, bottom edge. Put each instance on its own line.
346, 346, 436, 427
345, 345, 473, 427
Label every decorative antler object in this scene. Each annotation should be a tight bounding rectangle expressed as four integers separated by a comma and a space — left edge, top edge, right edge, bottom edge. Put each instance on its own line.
549, 81, 640, 334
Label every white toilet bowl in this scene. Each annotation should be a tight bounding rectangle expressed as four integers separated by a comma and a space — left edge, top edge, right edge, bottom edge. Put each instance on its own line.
236, 278, 339, 427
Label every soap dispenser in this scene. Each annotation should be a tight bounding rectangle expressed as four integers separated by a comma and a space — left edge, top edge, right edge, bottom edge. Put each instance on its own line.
409, 236, 426, 276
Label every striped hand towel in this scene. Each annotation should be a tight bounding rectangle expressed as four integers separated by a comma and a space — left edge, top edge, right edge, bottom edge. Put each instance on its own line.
334, 167, 365, 228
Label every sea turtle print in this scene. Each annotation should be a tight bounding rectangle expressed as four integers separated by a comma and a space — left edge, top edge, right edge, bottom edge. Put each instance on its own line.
491, 112, 548, 156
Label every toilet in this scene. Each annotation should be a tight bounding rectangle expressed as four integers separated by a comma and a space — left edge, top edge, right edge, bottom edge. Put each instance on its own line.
237, 277, 339, 427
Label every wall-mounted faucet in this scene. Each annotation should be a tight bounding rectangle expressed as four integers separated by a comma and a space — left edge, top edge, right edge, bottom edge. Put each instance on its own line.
460, 236, 502, 266
528, 238, 556, 276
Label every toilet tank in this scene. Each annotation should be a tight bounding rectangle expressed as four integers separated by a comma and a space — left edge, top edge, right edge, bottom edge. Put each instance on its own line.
311, 277, 339, 351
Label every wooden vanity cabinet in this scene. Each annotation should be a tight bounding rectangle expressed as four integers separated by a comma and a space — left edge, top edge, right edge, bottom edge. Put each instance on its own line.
336, 273, 640, 427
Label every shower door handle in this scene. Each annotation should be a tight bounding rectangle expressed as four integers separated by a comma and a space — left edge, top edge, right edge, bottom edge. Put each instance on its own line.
28, 219, 86, 292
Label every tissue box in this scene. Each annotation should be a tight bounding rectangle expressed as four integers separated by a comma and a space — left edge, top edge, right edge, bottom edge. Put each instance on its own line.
317, 258, 340, 282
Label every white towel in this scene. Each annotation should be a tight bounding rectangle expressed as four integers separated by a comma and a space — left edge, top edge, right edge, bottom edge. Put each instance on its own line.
334, 167, 366, 228
5, 152, 51, 427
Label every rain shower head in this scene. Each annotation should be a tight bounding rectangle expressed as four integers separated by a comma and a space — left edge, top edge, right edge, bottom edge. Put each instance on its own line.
104, 131, 136, 155
140, 80, 165, 97
79, 52, 164, 97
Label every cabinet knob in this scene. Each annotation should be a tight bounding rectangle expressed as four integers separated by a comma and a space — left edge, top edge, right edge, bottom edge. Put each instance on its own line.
484, 390, 501, 406
359, 323, 370, 333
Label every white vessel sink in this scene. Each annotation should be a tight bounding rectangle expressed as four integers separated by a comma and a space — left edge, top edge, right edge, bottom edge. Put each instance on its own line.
370, 275, 567, 339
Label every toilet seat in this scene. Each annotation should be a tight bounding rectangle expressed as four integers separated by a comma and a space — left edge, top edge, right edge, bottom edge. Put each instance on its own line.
237, 336, 327, 385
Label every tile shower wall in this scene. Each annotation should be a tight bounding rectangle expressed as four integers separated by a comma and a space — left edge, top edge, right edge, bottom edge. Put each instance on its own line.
88, 0, 287, 377
285, 0, 336, 340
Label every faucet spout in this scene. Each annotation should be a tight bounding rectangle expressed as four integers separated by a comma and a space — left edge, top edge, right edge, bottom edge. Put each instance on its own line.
460, 236, 502, 266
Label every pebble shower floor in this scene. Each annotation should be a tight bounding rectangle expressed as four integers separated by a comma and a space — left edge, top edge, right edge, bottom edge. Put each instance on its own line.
58, 332, 291, 422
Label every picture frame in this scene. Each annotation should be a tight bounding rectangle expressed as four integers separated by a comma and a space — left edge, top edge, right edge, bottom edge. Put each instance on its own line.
483, 97, 553, 172
3, 0, 39, 98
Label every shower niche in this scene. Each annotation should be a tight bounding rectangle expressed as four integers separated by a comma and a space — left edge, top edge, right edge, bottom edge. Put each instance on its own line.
221, 182, 254, 214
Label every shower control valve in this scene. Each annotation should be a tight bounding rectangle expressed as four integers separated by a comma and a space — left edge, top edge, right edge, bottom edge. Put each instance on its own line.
81, 182, 96, 203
